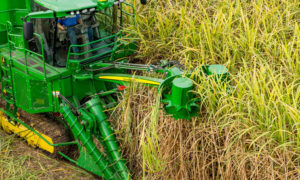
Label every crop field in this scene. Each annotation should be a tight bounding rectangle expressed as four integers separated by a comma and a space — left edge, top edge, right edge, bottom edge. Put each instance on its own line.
0, 0, 299, 179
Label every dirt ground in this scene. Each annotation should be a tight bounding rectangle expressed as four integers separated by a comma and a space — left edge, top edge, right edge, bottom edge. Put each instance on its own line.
0, 129, 98, 180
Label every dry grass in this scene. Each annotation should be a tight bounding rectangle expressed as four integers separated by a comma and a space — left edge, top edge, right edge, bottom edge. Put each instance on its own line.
112, 82, 299, 179
114, 0, 300, 179
0, 0, 299, 180
0, 131, 94, 179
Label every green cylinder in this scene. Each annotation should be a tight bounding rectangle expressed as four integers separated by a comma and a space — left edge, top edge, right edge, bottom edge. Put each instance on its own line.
86, 98, 131, 180
171, 77, 194, 106
163, 77, 199, 120
206, 65, 229, 82
60, 104, 119, 180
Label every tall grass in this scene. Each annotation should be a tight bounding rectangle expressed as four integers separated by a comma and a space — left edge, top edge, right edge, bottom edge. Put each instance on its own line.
114, 0, 300, 179
0, 1, 299, 179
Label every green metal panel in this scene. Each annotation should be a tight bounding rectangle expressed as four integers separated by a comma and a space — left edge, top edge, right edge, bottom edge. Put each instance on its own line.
0, 0, 10, 23
60, 77, 73, 97
52, 79, 62, 113
30, 79, 50, 110
0, 0, 29, 45
34, 0, 97, 12
13, 68, 52, 113
93, 0, 115, 9
72, 78, 95, 101
13, 69, 30, 110
0, 25, 8, 46
8, 0, 27, 9
0, 0, 9, 45
0, 0, 27, 21
12, 10, 28, 26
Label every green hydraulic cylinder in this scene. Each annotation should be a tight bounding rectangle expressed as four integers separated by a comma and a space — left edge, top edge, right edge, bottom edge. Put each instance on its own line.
86, 97, 131, 180
60, 104, 120, 180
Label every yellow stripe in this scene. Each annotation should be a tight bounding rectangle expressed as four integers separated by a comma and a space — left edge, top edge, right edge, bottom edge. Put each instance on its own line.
0, 112, 55, 153
99, 76, 161, 85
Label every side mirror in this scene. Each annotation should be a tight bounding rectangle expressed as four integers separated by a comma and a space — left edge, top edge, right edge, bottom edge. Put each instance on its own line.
23, 21, 33, 41
141, 0, 147, 5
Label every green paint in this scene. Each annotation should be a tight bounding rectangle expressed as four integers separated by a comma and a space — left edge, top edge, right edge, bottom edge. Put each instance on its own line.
86, 97, 131, 180
0, 0, 230, 179
163, 77, 200, 120
34, 0, 97, 12
60, 103, 120, 179
205, 64, 229, 82
171, 77, 194, 106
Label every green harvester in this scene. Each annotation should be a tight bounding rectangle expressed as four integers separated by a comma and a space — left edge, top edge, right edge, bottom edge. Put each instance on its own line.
0, 0, 229, 179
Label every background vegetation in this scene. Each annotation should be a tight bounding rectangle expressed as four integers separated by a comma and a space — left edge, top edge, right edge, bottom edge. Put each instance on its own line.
0, 0, 299, 179
116, 0, 300, 179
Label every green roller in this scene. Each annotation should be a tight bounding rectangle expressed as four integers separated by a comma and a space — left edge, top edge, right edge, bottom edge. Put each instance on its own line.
171, 77, 194, 106
205, 64, 229, 82
86, 97, 131, 180
163, 77, 200, 120
60, 103, 120, 180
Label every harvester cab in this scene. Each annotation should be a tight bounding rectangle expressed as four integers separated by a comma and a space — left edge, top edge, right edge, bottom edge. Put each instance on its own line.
0, 0, 229, 179
23, 0, 135, 68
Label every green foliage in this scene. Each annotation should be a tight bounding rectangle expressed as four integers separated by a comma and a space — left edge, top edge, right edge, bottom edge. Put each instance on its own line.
0, 0, 299, 179
119, 0, 300, 178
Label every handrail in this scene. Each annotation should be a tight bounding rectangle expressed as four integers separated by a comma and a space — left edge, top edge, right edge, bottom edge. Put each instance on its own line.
120, 2, 135, 16
78, 49, 112, 62
33, 33, 47, 79
3, 10, 47, 79
120, 2, 136, 27
6, 21, 13, 33
71, 41, 116, 56
0, 9, 28, 14
70, 31, 121, 48
7, 30, 48, 79
66, 31, 122, 64
13, 46, 46, 77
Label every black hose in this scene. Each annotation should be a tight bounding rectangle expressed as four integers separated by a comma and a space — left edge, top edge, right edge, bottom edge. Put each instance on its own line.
84, 64, 115, 71
58, 94, 78, 115
161, 60, 185, 70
